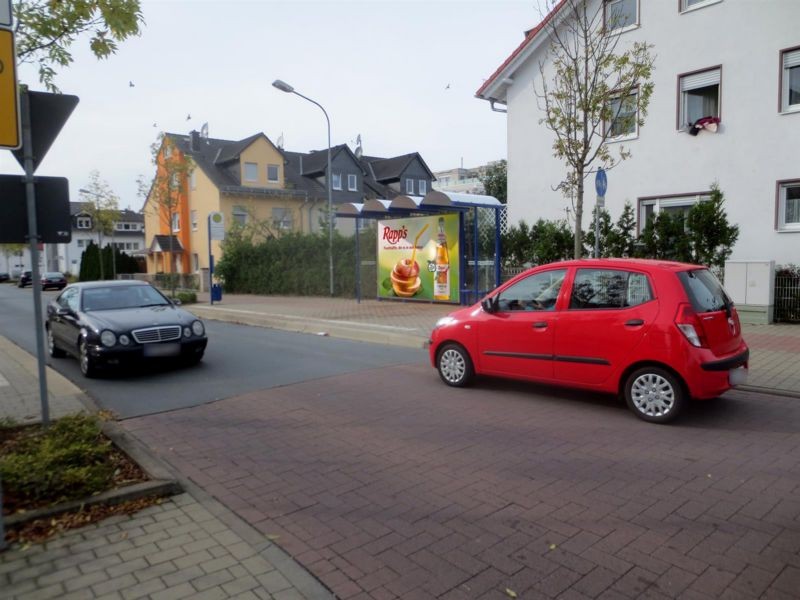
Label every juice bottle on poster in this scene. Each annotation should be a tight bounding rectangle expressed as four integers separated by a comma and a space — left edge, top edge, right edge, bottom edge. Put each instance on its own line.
434, 217, 450, 301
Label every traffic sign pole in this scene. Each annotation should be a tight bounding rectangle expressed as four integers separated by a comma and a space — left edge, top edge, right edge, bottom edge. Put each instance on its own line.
594, 169, 608, 259
20, 90, 50, 426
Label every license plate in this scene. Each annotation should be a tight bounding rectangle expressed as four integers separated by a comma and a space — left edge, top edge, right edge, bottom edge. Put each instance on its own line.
143, 343, 180, 357
729, 367, 748, 386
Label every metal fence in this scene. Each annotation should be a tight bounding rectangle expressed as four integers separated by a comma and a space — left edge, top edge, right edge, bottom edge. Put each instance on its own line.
774, 272, 800, 323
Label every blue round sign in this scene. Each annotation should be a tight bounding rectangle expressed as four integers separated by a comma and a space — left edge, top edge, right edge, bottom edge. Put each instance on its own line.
595, 168, 607, 197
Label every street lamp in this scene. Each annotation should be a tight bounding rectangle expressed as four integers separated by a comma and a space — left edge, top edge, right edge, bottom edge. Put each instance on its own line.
272, 79, 334, 296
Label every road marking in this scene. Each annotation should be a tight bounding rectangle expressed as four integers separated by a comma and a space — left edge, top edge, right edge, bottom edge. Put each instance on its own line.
0, 373, 9, 387
197, 307, 420, 332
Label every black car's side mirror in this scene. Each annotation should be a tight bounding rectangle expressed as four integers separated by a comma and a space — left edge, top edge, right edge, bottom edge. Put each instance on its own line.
481, 296, 496, 314
56, 307, 71, 316
172, 298, 182, 306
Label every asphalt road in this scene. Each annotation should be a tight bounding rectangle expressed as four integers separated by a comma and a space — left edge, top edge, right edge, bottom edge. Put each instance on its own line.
0, 283, 426, 418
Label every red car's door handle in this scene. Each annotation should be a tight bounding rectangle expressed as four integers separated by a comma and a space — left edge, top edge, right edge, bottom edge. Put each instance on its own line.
533, 322, 548, 329
625, 319, 644, 326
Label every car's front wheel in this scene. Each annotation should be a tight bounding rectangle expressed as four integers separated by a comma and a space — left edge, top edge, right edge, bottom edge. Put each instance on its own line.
47, 326, 66, 358
79, 338, 99, 378
436, 343, 474, 387
624, 366, 685, 423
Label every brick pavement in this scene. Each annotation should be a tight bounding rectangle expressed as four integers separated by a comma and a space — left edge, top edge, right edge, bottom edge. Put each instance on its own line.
1, 491, 332, 600
125, 363, 800, 600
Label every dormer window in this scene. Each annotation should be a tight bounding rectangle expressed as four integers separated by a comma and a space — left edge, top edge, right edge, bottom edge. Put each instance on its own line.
77, 216, 91, 229
244, 162, 258, 182
348, 174, 357, 191
268, 164, 279, 182
418, 180, 427, 195
406, 179, 414, 194
332, 173, 342, 190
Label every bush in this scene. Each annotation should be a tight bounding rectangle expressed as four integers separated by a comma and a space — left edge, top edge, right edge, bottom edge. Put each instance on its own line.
0, 415, 115, 507
173, 290, 197, 304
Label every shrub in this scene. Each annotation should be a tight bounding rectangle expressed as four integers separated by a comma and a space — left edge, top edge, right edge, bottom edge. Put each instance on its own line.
0, 415, 115, 507
174, 290, 197, 304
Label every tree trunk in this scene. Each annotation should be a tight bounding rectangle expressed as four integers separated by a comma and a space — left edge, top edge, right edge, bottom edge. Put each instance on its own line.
574, 170, 584, 259
98, 232, 105, 280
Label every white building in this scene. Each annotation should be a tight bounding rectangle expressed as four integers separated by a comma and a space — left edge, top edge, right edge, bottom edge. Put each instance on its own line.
477, 0, 800, 265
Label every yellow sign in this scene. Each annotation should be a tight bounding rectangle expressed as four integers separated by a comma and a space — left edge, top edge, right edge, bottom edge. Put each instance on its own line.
0, 29, 20, 150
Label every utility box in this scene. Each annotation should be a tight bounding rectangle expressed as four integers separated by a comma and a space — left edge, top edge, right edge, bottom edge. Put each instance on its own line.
724, 260, 775, 324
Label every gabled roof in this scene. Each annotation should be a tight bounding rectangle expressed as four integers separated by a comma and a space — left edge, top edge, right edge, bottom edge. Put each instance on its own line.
149, 235, 184, 253
475, 0, 566, 101
69, 203, 143, 223
213, 133, 266, 164
362, 152, 435, 182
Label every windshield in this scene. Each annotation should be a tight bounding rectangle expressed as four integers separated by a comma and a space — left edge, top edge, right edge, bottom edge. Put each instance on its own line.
44, 272, 63, 278
678, 269, 731, 313
81, 285, 171, 312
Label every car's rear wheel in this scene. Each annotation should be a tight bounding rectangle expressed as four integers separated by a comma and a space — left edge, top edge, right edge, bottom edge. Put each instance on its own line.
624, 366, 685, 423
47, 326, 66, 358
437, 343, 474, 387
79, 338, 98, 378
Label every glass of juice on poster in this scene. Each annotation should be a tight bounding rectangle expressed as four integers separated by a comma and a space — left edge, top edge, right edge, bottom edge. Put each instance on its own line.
434, 217, 450, 300
391, 224, 429, 297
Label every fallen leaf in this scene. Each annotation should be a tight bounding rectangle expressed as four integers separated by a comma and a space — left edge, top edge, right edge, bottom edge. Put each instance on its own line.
505, 588, 518, 598
549, 543, 557, 550
267, 534, 281, 541
120, 532, 128, 540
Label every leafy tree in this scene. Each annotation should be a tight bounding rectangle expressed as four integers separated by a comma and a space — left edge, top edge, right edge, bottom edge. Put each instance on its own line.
530, 218, 574, 264
79, 171, 120, 280
638, 211, 692, 263
480, 160, 507, 204
139, 133, 194, 297
607, 201, 637, 257
501, 220, 535, 268
13, 0, 145, 91
583, 207, 612, 257
685, 184, 739, 272
535, 0, 655, 258
79, 241, 100, 281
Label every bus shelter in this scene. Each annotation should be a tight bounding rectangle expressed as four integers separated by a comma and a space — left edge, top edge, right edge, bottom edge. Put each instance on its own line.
336, 190, 504, 305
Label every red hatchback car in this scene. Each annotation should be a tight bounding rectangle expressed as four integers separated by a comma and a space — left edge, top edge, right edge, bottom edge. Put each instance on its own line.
429, 259, 749, 423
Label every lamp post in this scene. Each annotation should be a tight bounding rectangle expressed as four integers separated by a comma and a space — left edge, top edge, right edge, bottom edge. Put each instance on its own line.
272, 79, 334, 296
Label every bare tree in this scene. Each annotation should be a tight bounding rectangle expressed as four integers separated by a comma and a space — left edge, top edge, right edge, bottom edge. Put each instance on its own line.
80, 171, 121, 280
139, 133, 194, 297
535, 0, 655, 258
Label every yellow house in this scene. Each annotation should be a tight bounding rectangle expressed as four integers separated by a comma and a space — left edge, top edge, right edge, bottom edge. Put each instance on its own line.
143, 130, 322, 280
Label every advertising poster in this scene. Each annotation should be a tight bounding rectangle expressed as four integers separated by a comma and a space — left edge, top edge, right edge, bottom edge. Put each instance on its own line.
377, 214, 460, 303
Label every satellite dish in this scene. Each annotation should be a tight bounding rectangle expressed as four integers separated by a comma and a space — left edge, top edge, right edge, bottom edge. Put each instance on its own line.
200, 123, 209, 139
354, 133, 362, 158
277, 133, 284, 149
355, 146, 362, 158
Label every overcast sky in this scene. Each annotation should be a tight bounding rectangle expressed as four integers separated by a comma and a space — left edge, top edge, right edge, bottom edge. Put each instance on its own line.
1, 0, 543, 211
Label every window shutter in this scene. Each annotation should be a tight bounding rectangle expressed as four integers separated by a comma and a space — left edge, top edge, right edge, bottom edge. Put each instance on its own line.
784, 49, 800, 69
680, 69, 721, 91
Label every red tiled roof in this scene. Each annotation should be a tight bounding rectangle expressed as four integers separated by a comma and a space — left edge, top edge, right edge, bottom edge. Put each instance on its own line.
475, 0, 567, 99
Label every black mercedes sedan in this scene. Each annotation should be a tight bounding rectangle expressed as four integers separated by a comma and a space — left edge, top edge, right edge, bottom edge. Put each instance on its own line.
45, 280, 207, 377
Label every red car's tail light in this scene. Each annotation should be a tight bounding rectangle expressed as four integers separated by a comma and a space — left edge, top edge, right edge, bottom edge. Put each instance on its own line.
675, 303, 707, 348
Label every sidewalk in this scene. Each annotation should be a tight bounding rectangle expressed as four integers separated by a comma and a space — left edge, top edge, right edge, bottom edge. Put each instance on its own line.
190, 293, 800, 398
0, 336, 333, 599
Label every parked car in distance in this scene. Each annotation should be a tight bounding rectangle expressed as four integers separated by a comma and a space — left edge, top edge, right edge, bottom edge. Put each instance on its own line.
0, 272, 9, 283
45, 280, 208, 377
429, 259, 749, 424
41, 272, 67, 290
17, 270, 32, 287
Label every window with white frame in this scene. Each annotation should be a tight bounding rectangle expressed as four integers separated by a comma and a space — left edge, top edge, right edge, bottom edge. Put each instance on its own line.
348, 174, 358, 191
405, 179, 414, 194
77, 217, 91, 229
605, 0, 637, 31
192, 253, 199, 271
268, 164, 279, 182
679, 68, 721, 129
171, 212, 180, 232
190, 171, 196, 190
681, 0, 721, 12
133, 243, 140, 250
244, 162, 258, 182
606, 90, 638, 139
332, 172, 342, 190
781, 47, 800, 113
777, 181, 800, 231
191, 209, 198, 231
77, 239, 85, 248
233, 206, 248, 226
638, 193, 709, 233
272, 207, 293, 230
419, 180, 427, 195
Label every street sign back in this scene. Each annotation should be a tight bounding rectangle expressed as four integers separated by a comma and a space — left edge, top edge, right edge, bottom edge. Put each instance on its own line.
0, 29, 20, 149
0, 0, 11, 27
0, 176, 72, 244
12, 91, 79, 172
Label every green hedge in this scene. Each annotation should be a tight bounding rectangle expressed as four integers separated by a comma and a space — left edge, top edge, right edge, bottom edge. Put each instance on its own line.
217, 229, 376, 297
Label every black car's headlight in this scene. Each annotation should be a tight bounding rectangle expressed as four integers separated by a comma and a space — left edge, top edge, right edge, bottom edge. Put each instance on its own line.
191, 320, 205, 336
100, 330, 117, 347
119, 334, 130, 346
183, 327, 191, 338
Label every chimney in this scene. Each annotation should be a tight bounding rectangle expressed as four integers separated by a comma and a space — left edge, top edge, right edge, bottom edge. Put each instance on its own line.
189, 130, 200, 152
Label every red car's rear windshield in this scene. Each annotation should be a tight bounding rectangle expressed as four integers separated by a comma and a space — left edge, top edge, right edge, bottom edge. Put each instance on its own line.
677, 269, 731, 313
